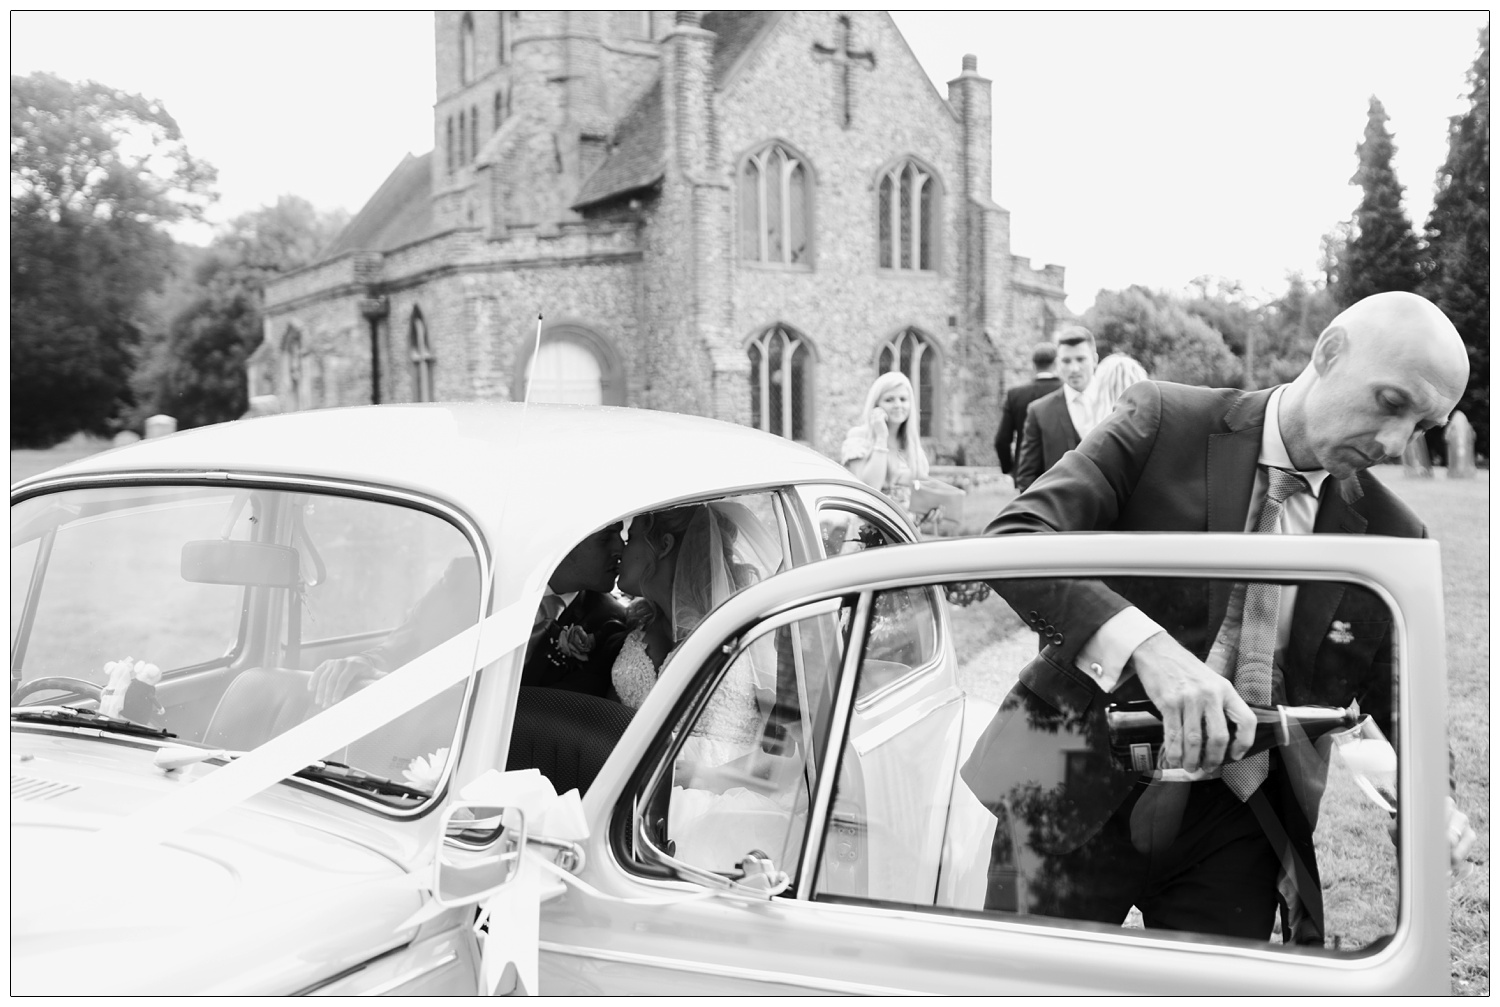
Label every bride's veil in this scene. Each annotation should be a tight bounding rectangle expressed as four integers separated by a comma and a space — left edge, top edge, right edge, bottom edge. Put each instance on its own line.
669, 500, 782, 696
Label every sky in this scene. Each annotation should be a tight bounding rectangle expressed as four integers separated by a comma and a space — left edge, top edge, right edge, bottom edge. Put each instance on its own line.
10, 10, 1488, 313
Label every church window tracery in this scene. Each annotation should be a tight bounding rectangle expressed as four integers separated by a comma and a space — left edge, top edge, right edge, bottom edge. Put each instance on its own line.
409, 309, 436, 403
460, 13, 476, 85
738, 142, 812, 267
748, 324, 813, 441
877, 327, 939, 438
878, 159, 939, 272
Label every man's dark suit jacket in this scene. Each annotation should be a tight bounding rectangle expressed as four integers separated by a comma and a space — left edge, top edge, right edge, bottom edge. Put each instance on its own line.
1013, 387, 1080, 491
368, 558, 628, 699
995, 375, 1061, 474
961, 380, 1421, 933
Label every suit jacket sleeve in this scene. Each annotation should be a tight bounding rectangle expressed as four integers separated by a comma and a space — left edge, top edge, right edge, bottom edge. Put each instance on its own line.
988, 381, 1165, 667
995, 391, 1017, 473
1013, 402, 1045, 491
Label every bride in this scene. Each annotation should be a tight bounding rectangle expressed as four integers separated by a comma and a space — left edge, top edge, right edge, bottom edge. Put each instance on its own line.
613, 500, 791, 870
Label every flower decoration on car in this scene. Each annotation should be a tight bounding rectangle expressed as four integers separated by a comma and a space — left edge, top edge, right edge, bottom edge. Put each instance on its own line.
402, 747, 450, 792
99, 655, 163, 722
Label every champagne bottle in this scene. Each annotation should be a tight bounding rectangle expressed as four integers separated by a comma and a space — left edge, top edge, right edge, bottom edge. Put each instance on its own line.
1105, 699, 1361, 773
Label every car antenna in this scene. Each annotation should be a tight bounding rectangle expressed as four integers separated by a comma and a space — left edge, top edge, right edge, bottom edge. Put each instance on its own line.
524, 310, 543, 405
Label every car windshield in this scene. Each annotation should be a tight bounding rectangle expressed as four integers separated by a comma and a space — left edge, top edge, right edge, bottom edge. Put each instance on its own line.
10, 483, 481, 805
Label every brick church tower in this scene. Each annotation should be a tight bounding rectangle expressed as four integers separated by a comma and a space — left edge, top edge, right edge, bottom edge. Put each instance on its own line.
256, 11, 1070, 465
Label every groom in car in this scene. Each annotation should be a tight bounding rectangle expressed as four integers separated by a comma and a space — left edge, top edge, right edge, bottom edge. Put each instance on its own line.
309, 523, 630, 706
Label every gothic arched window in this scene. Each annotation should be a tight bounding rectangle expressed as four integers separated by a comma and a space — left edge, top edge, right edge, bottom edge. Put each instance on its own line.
878, 159, 940, 272
748, 324, 813, 441
460, 13, 476, 85
877, 327, 939, 438
470, 106, 479, 162
458, 112, 467, 167
738, 142, 812, 267
409, 309, 436, 403
493, 90, 504, 133
446, 116, 455, 175
498, 12, 514, 65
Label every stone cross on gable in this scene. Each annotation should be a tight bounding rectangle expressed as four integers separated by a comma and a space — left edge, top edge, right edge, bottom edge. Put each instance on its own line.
812, 14, 876, 129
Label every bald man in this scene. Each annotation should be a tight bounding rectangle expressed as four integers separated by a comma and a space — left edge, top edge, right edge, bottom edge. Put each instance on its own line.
963, 291, 1475, 942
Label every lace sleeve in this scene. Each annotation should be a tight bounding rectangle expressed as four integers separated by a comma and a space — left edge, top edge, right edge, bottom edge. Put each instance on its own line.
840, 424, 875, 466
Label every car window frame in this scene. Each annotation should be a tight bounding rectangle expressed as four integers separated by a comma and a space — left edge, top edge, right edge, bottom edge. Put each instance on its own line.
596, 531, 1443, 990
9, 470, 493, 821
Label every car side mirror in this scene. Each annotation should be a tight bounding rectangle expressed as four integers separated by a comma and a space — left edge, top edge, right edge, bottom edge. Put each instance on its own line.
434, 802, 526, 908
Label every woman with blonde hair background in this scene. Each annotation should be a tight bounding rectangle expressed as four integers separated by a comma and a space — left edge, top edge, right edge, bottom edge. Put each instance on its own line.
842, 371, 929, 516
1086, 353, 1149, 427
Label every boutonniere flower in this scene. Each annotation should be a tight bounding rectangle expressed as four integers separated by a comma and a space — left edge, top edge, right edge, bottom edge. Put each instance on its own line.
1327, 620, 1354, 645
402, 747, 450, 791
556, 624, 596, 660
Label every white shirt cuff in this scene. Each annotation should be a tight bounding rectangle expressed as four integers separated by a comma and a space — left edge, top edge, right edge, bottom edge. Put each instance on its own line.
1076, 607, 1164, 691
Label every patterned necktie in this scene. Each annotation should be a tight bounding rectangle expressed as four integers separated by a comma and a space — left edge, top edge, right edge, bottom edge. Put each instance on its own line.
1221, 467, 1307, 801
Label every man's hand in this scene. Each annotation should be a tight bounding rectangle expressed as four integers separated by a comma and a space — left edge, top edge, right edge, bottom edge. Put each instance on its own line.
1447, 798, 1477, 885
1130, 631, 1257, 772
308, 654, 382, 708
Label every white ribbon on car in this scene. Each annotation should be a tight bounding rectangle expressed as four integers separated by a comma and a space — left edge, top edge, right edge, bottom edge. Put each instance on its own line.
91, 596, 534, 850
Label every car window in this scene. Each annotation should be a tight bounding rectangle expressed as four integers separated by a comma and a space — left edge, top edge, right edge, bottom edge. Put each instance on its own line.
812, 575, 1402, 957
636, 601, 849, 887
818, 503, 942, 703
12, 489, 250, 678
10, 484, 481, 806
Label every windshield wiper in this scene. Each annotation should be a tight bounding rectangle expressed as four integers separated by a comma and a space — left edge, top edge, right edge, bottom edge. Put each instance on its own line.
11, 705, 177, 740
292, 759, 429, 801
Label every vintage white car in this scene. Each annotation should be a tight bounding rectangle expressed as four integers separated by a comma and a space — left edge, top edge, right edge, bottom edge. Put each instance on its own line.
10, 404, 1453, 994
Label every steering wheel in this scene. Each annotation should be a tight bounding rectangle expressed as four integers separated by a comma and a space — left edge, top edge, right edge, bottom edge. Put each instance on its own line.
11, 676, 105, 706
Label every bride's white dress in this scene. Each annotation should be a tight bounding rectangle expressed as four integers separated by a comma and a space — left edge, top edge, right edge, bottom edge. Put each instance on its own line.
612, 627, 802, 872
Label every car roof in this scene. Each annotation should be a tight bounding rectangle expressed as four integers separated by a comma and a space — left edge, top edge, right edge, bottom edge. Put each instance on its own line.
16, 403, 868, 600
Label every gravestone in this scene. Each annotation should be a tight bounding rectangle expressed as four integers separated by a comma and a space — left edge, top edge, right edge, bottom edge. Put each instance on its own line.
144, 414, 178, 439
112, 430, 141, 447
1445, 411, 1476, 478
1401, 433, 1432, 477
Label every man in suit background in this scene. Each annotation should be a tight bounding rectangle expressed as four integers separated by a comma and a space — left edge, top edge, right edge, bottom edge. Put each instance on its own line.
309, 523, 629, 706
1013, 326, 1099, 491
963, 291, 1476, 941
995, 342, 1061, 476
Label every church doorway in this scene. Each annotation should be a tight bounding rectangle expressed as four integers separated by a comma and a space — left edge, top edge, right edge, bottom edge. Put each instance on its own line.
516, 324, 625, 406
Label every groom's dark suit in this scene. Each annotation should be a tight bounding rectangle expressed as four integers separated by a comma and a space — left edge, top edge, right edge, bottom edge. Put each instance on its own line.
1013, 387, 1081, 491
962, 380, 1418, 941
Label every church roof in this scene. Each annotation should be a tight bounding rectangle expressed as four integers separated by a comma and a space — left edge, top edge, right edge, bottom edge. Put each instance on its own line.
572, 11, 777, 211
321, 152, 434, 258
571, 79, 664, 210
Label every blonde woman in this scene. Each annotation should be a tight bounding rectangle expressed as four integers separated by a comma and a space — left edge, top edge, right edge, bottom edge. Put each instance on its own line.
842, 371, 930, 516
1087, 353, 1149, 426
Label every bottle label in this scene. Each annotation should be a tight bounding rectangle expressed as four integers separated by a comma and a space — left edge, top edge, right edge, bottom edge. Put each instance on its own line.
1129, 743, 1155, 773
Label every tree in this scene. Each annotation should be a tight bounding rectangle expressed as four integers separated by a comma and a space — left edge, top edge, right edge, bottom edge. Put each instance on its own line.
1423, 27, 1489, 461
128, 196, 349, 429
1337, 96, 1426, 308
1082, 286, 1241, 387
11, 72, 216, 446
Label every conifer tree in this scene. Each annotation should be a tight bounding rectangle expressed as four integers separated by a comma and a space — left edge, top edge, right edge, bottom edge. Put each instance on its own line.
1424, 27, 1489, 460
1338, 96, 1425, 308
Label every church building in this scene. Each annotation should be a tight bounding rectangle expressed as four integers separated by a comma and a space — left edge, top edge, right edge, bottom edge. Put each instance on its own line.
255, 11, 1069, 464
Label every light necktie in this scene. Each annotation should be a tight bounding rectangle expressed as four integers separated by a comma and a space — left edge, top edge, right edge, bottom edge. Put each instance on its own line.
1221, 467, 1307, 800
